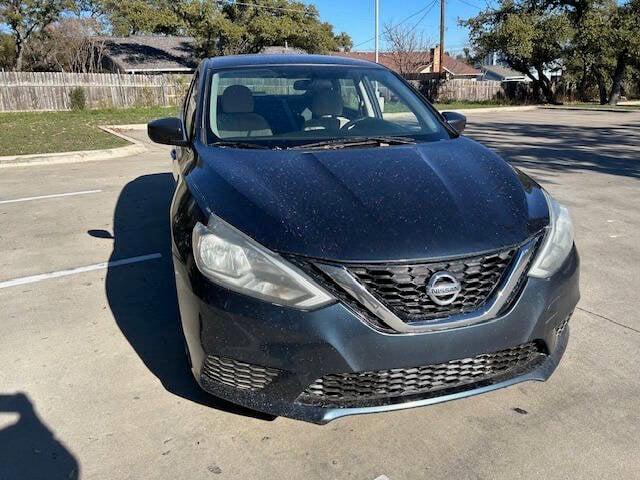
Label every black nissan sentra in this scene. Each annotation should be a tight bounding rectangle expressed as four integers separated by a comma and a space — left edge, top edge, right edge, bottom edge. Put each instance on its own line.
147, 54, 580, 424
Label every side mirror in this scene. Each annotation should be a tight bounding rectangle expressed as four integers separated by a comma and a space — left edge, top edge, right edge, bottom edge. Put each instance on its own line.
147, 117, 189, 146
442, 111, 467, 134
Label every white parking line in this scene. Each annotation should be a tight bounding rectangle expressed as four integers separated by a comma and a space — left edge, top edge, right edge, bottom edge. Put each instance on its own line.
0, 189, 102, 205
0, 253, 162, 290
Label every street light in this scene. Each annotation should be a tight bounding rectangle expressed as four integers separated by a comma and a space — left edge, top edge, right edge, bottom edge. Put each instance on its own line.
375, 0, 379, 63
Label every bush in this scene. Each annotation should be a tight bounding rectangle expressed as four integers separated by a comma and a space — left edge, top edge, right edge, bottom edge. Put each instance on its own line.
69, 87, 87, 111
135, 86, 156, 107
0, 34, 16, 70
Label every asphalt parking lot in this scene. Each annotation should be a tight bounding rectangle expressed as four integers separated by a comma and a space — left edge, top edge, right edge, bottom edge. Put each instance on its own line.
1, 108, 639, 480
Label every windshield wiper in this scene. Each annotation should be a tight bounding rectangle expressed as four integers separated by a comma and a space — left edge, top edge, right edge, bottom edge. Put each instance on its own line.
289, 136, 416, 150
210, 140, 273, 150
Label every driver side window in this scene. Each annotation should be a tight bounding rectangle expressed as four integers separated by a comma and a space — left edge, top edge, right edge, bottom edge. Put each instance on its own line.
371, 80, 421, 131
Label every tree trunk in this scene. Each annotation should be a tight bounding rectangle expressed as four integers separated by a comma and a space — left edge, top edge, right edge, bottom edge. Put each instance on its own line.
577, 60, 589, 102
523, 70, 544, 103
593, 69, 608, 105
14, 37, 25, 72
608, 51, 627, 106
535, 66, 557, 104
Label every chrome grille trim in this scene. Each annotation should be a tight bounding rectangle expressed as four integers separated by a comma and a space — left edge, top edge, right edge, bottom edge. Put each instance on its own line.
348, 248, 517, 320
316, 238, 537, 334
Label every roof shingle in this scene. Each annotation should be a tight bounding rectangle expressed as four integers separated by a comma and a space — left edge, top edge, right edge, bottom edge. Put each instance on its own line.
99, 35, 196, 73
331, 51, 480, 76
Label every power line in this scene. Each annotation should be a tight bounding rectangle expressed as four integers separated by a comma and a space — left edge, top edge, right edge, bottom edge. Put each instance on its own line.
405, 0, 439, 36
215, 0, 310, 14
352, 2, 438, 49
456, 0, 484, 9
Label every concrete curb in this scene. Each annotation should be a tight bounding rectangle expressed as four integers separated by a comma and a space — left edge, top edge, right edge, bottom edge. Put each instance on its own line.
445, 105, 541, 114
107, 123, 148, 131
0, 125, 148, 168
539, 106, 639, 113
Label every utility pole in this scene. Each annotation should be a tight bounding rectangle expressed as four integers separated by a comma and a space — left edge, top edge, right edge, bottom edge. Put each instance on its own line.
375, 0, 380, 63
439, 0, 445, 76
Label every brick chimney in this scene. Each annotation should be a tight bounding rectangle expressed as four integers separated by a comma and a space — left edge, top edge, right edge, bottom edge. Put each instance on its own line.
431, 45, 442, 74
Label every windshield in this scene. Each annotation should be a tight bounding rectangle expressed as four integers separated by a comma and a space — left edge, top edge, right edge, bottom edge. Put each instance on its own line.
206, 65, 452, 148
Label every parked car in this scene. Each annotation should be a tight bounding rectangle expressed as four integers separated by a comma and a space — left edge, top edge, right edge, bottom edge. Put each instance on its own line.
148, 54, 580, 424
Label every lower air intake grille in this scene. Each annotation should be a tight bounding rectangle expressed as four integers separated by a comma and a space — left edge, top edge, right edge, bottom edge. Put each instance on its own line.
201, 355, 279, 391
300, 342, 545, 406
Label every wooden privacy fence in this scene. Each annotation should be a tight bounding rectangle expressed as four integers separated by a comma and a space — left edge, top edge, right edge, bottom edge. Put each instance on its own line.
0, 72, 191, 112
0, 71, 535, 112
404, 76, 535, 103
437, 79, 503, 102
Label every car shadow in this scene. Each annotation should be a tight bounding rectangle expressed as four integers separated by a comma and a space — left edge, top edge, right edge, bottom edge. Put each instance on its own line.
465, 120, 640, 180
0, 393, 79, 480
96, 173, 274, 421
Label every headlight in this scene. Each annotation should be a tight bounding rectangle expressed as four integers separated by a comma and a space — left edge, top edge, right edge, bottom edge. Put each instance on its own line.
192, 215, 334, 309
529, 190, 575, 278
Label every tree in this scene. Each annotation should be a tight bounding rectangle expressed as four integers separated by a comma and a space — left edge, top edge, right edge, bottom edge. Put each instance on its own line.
218, 0, 349, 54
100, 0, 183, 36
605, 0, 640, 104
566, 0, 640, 104
383, 23, 432, 75
455, 47, 474, 64
166, 0, 351, 57
167, 0, 240, 56
462, 0, 572, 103
0, 0, 71, 71
88, 0, 351, 57
334, 32, 353, 52
25, 18, 107, 72
464, 0, 640, 104
0, 33, 16, 69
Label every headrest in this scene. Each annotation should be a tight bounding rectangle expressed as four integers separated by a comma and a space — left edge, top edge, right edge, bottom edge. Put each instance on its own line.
221, 85, 254, 113
311, 89, 343, 117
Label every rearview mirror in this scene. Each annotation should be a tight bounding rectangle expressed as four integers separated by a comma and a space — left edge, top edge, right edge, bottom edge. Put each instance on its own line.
147, 117, 189, 146
293, 79, 311, 90
442, 111, 467, 134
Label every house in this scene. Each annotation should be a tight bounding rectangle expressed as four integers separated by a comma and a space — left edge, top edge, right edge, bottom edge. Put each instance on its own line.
481, 65, 530, 82
480, 51, 563, 83
98, 36, 196, 74
332, 45, 480, 79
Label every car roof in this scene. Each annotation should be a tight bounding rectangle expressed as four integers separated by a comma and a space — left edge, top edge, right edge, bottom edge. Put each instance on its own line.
203, 54, 384, 70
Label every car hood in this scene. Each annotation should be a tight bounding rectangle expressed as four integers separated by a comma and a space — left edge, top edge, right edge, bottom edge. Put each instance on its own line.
187, 137, 549, 262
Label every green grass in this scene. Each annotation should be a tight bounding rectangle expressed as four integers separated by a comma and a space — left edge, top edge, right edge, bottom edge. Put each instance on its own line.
0, 106, 179, 156
382, 101, 414, 113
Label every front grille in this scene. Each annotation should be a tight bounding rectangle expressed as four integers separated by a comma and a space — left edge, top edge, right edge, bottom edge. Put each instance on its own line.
347, 246, 518, 321
300, 342, 545, 407
201, 355, 279, 391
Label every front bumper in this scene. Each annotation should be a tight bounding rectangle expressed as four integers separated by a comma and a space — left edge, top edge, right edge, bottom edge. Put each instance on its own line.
173, 246, 579, 424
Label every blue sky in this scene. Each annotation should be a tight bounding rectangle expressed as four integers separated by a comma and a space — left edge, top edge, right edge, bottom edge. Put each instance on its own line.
305, 0, 484, 53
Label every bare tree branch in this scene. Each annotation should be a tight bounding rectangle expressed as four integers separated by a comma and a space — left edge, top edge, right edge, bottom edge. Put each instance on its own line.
383, 23, 433, 75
